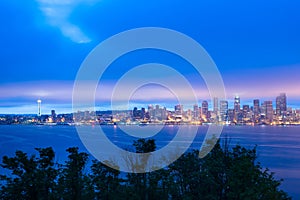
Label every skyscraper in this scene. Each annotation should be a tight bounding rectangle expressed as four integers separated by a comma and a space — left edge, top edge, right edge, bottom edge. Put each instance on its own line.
253, 99, 260, 121
227, 109, 235, 122
141, 107, 146, 119
193, 104, 199, 120
242, 105, 250, 119
253, 99, 260, 115
202, 101, 208, 118
234, 96, 240, 112
51, 110, 56, 117
154, 105, 160, 119
276, 93, 287, 117
265, 100, 274, 122
220, 100, 228, 122
175, 104, 183, 115
161, 107, 167, 120
51, 110, 56, 121
132, 107, 139, 120
234, 96, 241, 121
148, 105, 154, 119
213, 97, 219, 114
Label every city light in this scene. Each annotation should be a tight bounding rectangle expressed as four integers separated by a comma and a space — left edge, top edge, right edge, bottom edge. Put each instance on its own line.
1, 93, 299, 126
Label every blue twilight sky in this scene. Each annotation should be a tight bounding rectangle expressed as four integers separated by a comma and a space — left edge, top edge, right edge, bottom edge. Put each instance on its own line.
0, 0, 300, 114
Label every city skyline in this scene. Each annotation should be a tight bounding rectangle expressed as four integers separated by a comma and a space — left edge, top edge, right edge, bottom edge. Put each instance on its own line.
1, 1, 300, 114
2, 93, 300, 126
0, 92, 298, 115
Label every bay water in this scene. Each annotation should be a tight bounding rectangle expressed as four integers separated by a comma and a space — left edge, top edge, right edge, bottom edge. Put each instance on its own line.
0, 125, 299, 199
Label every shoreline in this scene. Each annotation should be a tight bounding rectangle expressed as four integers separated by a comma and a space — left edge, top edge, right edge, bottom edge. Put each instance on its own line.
1, 122, 300, 127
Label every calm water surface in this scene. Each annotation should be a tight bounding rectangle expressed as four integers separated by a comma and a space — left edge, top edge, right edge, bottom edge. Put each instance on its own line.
0, 125, 299, 199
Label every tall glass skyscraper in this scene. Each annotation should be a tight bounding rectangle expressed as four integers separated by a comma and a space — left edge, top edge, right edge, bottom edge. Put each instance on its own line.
234, 96, 241, 121
193, 104, 199, 120
276, 93, 287, 117
202, 101, 208, 118
234, 96, 240, 112
220, 100, 228, 122
253, 99, 260, 121
175, 104, 183, 115
213, 97, 219, 114
253, 99, 260, 114
265, 100, 274, 122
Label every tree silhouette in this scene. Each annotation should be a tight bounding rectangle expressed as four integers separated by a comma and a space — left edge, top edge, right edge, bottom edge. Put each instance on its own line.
0, 139, 292, 200
57, 147, 93, 200
0, 147, 58, 200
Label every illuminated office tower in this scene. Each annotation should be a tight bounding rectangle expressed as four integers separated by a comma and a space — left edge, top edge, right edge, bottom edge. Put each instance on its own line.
213, 97, 219, 114
201, 101, 208, 118
227, 109, 235, 122
234, 96, 240, 112
175, 104, 183, 115
220, 100, 228, 122
193, 104, 199, 120
132, 107, 139, 120
253, 99, 260, 114
234, 96, 241, 121
141, 107, 146, 119
161, 107, 167, 120
265, 100, 274, 122
148, 105, 154, 119
243, 105, 250, 119
243, 105, 250, 115
276, 93, 287, 117
155, 105, 160, 119
253, 99, 260, 121
37, 99, 42, 117
261, 102, 266, 116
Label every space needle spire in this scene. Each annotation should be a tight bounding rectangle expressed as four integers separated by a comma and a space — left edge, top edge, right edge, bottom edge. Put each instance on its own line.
37, 99, 42, 117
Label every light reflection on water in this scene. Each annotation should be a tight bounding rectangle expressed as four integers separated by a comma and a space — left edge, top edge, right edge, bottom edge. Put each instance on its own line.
0, 125, 299, 199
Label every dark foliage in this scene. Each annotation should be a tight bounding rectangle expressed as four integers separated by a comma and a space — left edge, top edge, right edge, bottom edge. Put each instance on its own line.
0, 139, 291, 200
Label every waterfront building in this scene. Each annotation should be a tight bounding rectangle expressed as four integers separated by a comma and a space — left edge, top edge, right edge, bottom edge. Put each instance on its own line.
148, 105, 154, 120
175, 104, 183, 115
51, 110, 56, 122
234, 96, 241, 121
193, 104, 199, 120
253, 99, 260, 121
276, 93, 287, 117
243, 105, 250, 118
220, 100, 228, 122
228, 109, 234, 122
265, 101, 274, 123
234, 96, 241, 112
201, 101, 208, 119
213, 97, 219, 114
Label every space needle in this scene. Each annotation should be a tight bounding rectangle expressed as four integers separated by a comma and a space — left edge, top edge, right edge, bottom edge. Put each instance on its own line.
37, 99, 42, 117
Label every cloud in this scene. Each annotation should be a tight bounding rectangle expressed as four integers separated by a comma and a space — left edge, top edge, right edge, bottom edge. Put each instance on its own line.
37, 0, 99, 43
222, 63, 300, 99
0, 81, 73, 102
